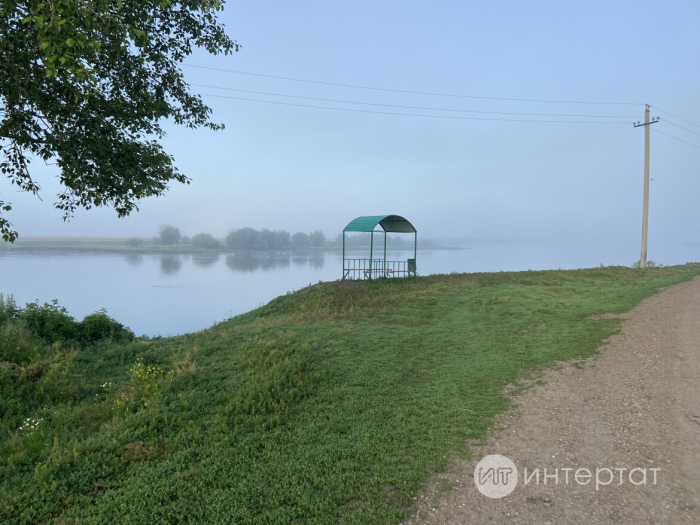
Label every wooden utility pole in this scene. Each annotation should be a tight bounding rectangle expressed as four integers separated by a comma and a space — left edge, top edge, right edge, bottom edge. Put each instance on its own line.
633, 105, 659, 268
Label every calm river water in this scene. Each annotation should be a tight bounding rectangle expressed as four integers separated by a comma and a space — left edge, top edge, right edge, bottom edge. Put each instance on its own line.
1, 242, 698, 336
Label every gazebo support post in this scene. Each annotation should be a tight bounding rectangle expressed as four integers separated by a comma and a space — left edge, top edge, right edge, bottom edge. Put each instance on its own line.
383, 231, 387, 274
342, 231, 346, 279
413, 232, 417, 276
369, 231, 374, 280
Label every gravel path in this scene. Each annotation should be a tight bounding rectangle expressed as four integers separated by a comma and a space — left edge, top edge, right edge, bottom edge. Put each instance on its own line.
406, 276, 700, 525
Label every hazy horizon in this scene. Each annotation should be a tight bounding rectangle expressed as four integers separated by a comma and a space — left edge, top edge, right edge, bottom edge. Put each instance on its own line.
2, 1, 698, 266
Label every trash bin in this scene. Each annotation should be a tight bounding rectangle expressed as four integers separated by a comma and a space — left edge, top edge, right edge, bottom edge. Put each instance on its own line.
408, 258, 416, 274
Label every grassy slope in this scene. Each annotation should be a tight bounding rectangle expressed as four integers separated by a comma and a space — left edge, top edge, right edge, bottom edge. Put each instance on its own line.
2, 265, 700, 524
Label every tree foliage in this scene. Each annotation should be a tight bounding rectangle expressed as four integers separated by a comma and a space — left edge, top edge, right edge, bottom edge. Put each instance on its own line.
291, 231, 309, 248
225, 227, 327, 250
156, 224, 181, 245
0, 0, 238, 241
225, 227, 258, 249
226, 228, 294, 250
191, 232, 219, 249
308, 230, 325, 247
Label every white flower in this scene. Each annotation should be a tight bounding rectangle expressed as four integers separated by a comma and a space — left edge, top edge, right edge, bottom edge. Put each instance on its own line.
18, 417, 44, 433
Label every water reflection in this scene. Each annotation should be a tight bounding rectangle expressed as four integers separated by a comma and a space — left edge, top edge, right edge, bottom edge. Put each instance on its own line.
160, 254, 182, 275
224, 251, 325, 273
308, 253, 324, 270
123, 253, 143, 266
291, 256, 307, 267
290, 252, 326, 270
192, 255, 220, 268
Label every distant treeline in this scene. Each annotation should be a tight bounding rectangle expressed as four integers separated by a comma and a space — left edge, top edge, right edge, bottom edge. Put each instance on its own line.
226, 228, 325, 249
130, 225, 326, 250
122, 225, 432, 251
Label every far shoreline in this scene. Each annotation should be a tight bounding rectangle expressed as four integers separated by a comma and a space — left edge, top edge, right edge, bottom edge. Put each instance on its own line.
0, 237, 462, 255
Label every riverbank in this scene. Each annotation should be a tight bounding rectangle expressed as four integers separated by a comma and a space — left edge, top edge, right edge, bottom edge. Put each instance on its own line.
2, 264, 700, 524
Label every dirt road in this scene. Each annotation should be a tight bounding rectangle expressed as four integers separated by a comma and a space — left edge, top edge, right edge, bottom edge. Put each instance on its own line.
407, 276, 700, 524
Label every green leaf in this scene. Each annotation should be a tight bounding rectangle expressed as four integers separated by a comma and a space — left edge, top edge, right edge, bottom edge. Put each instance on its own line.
1, 0, 236, 239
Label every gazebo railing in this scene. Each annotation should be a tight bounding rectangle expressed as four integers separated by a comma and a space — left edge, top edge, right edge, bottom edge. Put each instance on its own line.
342, 258, 416, 280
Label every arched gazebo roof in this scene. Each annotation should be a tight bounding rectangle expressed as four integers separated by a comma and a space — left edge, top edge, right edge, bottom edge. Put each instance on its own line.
343, 215, 416, 233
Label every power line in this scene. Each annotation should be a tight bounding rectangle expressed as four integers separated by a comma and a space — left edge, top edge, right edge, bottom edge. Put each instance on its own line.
185, 64, 642, 106
191, 83, 637, 119
652, 128, 700, 149
197, 92, 633, 123
659, 119, 700, 137
651, 106, 700, 129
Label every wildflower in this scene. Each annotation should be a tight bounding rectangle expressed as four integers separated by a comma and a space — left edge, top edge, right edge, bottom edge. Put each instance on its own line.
18, 417, 44, 433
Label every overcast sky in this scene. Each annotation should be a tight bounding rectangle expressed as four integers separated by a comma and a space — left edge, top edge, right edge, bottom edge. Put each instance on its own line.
6, 1, 699, 262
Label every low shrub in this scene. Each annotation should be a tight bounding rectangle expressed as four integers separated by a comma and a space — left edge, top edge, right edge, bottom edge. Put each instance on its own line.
0, 319, 37, 364
80, 310, 135, 344
19, 300, 79, 343
2, 298, 135, 353
0, 293, 21, 323
34, 349, 79, 403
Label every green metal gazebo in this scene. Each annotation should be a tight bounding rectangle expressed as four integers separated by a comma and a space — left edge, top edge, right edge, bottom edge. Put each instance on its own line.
342, 215, 417, 279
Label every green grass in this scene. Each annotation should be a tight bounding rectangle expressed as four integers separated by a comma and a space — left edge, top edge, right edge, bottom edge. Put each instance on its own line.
2, 264, 699, 524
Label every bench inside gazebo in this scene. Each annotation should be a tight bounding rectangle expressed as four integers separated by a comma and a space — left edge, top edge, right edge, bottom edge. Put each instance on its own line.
342, 215, 417, 280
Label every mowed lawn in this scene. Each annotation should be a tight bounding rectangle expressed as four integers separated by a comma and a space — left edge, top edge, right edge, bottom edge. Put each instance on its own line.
2, 264, 699, 524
